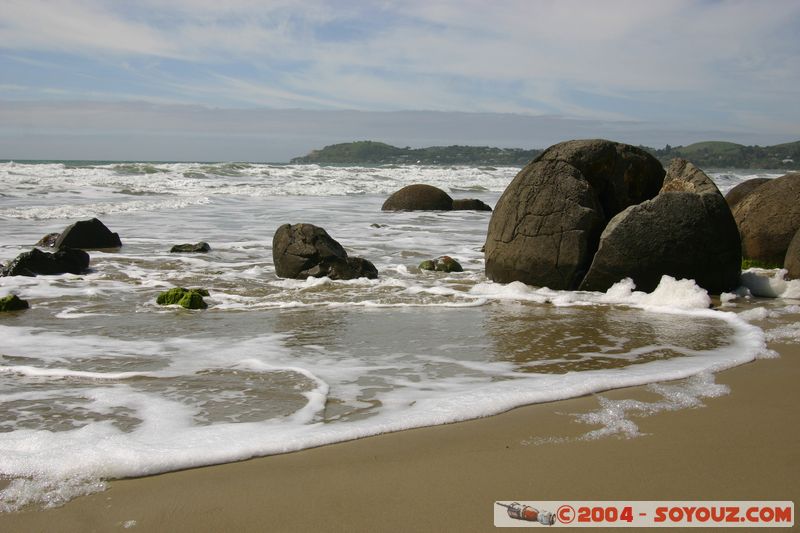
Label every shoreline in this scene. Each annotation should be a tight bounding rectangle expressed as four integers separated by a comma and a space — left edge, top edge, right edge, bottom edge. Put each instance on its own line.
1, 338, 797, 532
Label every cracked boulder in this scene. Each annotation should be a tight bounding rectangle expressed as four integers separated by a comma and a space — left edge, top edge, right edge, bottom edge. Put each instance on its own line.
580, 159, 741, 293
484, 139, 664, 289
272, 223, 378, 280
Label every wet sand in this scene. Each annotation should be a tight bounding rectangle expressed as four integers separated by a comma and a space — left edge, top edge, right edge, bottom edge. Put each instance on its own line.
2, 341, 797, 532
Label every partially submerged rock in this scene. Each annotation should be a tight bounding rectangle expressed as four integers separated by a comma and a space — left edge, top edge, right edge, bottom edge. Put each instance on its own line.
0, 295, 29, 312
419, 256, 463, 273
170, 242, 211, 253
381, 184, 453, 211
272, 223, 378, 280
451, 199, 492, 211
54, 218, 122, 250
732, 172, 800, 266
156, 287, 209, 309
1, 248, 90, 277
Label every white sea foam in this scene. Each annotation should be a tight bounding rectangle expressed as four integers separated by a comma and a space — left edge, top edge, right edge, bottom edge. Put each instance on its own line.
740, 268, 800, 298
575, 372, 731, 440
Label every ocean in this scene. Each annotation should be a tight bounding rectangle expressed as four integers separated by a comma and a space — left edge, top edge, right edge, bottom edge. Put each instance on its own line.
0, 160, 796, 510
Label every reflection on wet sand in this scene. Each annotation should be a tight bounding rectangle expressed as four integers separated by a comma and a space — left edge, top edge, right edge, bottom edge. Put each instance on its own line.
483, 301, 734, 373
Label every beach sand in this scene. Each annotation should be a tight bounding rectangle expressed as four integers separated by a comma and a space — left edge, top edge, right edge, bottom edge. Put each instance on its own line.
2, 340, 797, 532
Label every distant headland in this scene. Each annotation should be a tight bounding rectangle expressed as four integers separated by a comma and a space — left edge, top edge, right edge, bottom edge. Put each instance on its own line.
291, 140, 800, 169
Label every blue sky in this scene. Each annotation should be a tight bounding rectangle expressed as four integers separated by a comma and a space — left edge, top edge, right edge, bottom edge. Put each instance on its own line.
1, 0, 799, 161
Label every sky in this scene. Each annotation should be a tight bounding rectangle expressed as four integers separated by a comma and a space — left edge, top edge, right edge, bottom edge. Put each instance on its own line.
1, 0, 798, 161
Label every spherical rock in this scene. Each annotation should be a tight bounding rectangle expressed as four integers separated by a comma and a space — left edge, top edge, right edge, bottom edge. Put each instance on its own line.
381, 184, 453, 211
732, 173, 800, 265
485, 139, 665, 289
724, 178, 771, 209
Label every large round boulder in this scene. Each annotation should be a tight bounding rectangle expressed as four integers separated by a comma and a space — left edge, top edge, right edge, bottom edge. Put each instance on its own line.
785, 228, 800, 280
580, 159, 741, 294
732, 173, 800, 265
536, 139, 665, 217
1, 248, 90, 277
485, 140, 664, 289
272, 223, 378, 280
381, 184, 453, 211
55, 218, 121, 250
724, 178, 771, 209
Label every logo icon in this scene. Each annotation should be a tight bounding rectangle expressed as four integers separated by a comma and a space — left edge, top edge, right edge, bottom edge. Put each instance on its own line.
496, 502, 556, 525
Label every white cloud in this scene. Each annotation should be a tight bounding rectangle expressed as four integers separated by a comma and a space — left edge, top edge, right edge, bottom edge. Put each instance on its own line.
0, 1, 798, 132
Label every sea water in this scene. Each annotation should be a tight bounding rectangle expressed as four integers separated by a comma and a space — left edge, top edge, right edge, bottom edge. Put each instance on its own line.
0, 161, 794, 509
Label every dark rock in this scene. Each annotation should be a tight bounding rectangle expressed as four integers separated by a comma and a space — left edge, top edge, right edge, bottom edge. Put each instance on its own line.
725, 178, 771, 209
452, 199, 492, 211
381, 184, 453, 211
334, 257, 379, 280
272, 223, 378, 280
580, 159, 741, 294
536, 139, 665, 217
36, 232, 60, 247
419, 256, 463, 273
732, 173, 800, 265
785, 228, 800, 280
0, 295, 29, 312
485, 159, 608, 289
170, 242, 211, 253
1, 248, 90, 277
54, 218, 122, 250
485, 139, 665, 289
156, 287, 208, 309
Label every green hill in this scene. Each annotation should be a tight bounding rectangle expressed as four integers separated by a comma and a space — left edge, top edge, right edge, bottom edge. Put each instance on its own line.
290, 141, 542, 166
649, 141, 800, 169
291, 140, 800, 169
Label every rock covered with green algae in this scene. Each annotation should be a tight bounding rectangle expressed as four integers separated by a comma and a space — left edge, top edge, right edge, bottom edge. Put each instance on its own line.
156, 288, 209, 309
419, 256, 463, 273
0, 295, 29, 312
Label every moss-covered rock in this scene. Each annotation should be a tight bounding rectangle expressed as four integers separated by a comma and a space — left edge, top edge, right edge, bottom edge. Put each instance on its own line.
0, 295, 29, 312
418, 260, 436, 271
156, 287, 208, 309
419, 256, 463, 273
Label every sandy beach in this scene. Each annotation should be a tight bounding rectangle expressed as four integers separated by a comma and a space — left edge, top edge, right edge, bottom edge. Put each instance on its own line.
1, 334, 796, 532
